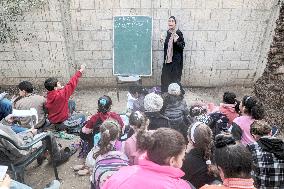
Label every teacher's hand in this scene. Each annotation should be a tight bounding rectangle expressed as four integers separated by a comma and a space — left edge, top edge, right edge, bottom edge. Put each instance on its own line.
160, 33, 165, 44
173, 33, 179, 42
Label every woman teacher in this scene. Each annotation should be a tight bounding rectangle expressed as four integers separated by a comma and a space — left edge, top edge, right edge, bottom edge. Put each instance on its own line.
161, 16, 185, 93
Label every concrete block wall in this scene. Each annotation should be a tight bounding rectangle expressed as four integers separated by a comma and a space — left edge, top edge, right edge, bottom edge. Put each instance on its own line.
0, 0, 280, 87
0, 0, 69, 86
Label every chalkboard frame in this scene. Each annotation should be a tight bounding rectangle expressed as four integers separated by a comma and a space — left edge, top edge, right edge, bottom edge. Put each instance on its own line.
112, 15, 153, 76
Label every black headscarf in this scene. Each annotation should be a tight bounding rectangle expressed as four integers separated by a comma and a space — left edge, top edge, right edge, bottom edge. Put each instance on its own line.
169, 16, 176, 24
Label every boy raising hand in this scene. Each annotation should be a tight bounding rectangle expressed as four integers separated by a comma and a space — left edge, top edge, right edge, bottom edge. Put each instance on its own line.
44, 64, 86, 130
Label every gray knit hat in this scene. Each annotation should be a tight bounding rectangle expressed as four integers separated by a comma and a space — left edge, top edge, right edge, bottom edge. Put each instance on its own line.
144, 93, 163, 112
168, 83, 181, 95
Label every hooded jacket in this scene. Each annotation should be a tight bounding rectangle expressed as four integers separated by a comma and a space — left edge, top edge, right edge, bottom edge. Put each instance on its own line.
46, 71, 82, 123
248, 136, 284, 188
82, 112, 124, 134
102, 154, 192, 189
219, 103, 239, 125
258, 137, 284, 159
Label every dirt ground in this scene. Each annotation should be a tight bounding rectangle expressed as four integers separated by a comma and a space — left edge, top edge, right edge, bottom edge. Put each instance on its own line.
18, 86, 254, 189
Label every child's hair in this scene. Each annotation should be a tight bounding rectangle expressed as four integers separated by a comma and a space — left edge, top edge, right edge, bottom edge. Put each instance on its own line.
18, 81, 33, 93
223, 92, 240, 113
189, 105, 207, 117
223, 92, 236, 104
250, 120, 272, 137
98, 95, 112, 114
44, 78, 58, 91
242, 96, 265, 120
137, 128, 186, 166
214, 134, 252, 178
129, 111, 148, 131
188, 122, 219, 176
94, 119, 121, 159
128, 85, 148, 96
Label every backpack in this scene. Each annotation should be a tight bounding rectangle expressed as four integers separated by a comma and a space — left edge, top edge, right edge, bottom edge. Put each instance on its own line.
92, 151, 129, 189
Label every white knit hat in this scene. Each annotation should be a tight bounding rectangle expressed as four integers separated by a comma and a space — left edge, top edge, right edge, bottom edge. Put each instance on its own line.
144, 93, 163, 112
168, 83, 181, 95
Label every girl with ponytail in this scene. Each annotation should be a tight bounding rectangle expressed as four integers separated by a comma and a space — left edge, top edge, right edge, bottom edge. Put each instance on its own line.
123, 111, 149, 165
181, 122, 221, 188
231, 96, 265, 146
89, 119, 129, 189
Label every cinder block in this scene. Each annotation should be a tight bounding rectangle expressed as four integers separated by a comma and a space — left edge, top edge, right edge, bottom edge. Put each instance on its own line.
96, 9, 112, 19
48, 31, 64, 41
210, 9, 231, 20
196, 41, 216, 51
93, 51, 103, 59
120, 0, 134, 8
218, 21, 239, 31
215, 41, 234, 51
181, 0, 196, 8
141, 0, 152, 8
222, 51, 241, 61
75, 51, 93, 60
101, 20, 113, 30
0, 52, 16, 61
207, 31, 226, 41
230, 60, 250, 70
160, 0, 171, 8
172, 0, 182, 8
91, 31, 111, 41
205, 0, 220, 9
193, 31, 208, 41
191, 9, 211, 20
83, 41, 101, 50
237, 69, 254, 78
213, 61, 230, 70
222, 0, 243, 8
155, 9, 170, 19
197, 21, 219, 30
102, 41, 112, 50
79, 0, 95, 9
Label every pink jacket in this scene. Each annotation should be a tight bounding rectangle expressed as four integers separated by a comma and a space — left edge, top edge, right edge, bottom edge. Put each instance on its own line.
219, 103, 239, 125
123, 134, 144, 165
233, 115, 255, 146
102, 154, 192, 189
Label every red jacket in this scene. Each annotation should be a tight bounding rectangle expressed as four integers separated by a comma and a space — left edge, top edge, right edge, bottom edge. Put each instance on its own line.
46, 71, 82, 123
85, 112, 124, 130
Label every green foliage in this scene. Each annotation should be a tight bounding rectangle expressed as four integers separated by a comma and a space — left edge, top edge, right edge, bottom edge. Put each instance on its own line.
0, 0, 45, 43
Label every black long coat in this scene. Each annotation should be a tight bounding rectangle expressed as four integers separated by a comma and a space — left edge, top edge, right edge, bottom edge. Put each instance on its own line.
161, 29, 185, 93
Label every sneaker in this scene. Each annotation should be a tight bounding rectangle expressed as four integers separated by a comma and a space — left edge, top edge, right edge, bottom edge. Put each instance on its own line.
44, 180, 60, 189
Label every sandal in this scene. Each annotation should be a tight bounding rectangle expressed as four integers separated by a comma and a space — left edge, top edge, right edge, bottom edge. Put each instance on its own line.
73, 164, 85, 171
54, 131, 75, 140
77, 168, 89, 176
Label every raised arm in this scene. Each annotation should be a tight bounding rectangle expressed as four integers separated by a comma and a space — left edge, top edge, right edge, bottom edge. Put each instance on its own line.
61, 64, 86, 99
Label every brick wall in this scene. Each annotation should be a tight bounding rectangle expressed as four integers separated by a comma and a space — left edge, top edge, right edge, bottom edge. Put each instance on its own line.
0, 0, 280, 87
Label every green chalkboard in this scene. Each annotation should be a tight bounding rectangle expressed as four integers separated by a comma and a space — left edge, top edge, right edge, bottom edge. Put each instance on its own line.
113, 16, 152, 76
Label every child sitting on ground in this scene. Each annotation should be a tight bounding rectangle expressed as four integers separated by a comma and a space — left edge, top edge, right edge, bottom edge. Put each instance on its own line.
74, 120, 128, 188
44, 64, 86, 130
248, 120, 284, 188
201, 134, 255, 189
231, 96, 265, 146
126, 85, 148, 113
189, 103, 212, 125
123, 111, 149, 165
80, 95, 124, 157
182, 122, 221, 188
161, 83, 189, 138
103, 128, 193, 189
144, 93, 171, 130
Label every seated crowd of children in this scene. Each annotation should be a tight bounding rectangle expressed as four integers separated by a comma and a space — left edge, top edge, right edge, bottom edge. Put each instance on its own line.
0, 64, 283, 189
